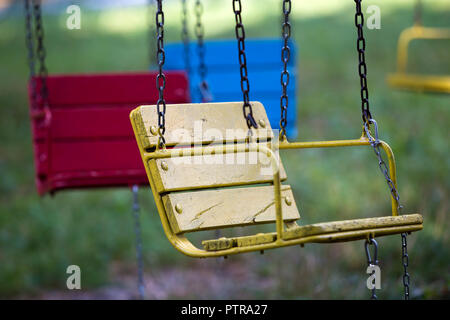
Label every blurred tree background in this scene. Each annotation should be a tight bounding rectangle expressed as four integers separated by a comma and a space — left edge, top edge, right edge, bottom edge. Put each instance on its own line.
0, 0, 448, 299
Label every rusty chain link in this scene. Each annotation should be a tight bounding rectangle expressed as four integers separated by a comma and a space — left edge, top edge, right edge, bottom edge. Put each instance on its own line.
181, 0, 191, 77
354, 1, 413, 300
194, 0, 212, 102
401, 233, 411, 300
279, 0, 291, 140
232, 0, 258, 130
354, 0, 372, 124
24, 0, 37, 109
414, 0, 423, 26
363, 120, 402, 213
148, 0, 157, 67
30, 0, 49, 111
156, 0, 166, 148
131, 185, 145, 300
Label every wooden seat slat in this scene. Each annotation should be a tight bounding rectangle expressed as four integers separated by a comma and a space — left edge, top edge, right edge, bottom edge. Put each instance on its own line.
162, 185, 300, 234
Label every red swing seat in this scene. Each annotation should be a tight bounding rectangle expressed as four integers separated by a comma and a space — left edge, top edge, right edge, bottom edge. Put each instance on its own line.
29, 71, 190, 195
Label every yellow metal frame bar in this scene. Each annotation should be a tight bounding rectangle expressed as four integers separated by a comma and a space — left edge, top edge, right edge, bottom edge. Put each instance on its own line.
133, 123, 420, 257
278, 136, 399, 216
395, 26, 450, 73
387, 25, 450, 93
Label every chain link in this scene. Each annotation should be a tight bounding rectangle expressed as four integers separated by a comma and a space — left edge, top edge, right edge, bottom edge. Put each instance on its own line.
194, 0, 205, 80
354, 0, 372, 124
401, 233, 411, 300
195, 0, 212, 102
24, 0, 37, 109
279, 0, 291, 140
181, 0, 191, 77
414, 0, 423, 26
354, 1, 413, 300
353, 7, 408, 291
363, 120, 402, 213
131, 185, 145, 300
364, 237, 379, 300
156, 0, 166, 148
232, 0, 257, 130
32, 0, 49, 109
148, 0, 157, 67
363, 120, 414, 300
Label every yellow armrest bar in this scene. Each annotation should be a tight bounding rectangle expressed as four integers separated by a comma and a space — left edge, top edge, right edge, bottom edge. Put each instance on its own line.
279, 136, 399, 216
132, 121, 411, 257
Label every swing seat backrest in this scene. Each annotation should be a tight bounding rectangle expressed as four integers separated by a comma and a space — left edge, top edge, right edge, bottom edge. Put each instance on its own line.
130, 102, 300, 234
164, 39, 298, 138
131, 102, 423, 257
29, 72, 190, 195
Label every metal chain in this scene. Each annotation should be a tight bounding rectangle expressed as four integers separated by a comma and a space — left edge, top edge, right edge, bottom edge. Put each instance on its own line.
194, 0, 212, 102
279, 0, 291, 140
354, 1, 413, 300
156, 0, 166, 148
32, 0, 49, 109
353, 0, 372, 124
355, 1, 415, 298
364, 120, 402, 212
131, 185, 145, 300
24, 0, 37, 109
148, 0, 157, 67
181, 0, 191, 77
194, 0, 205, 81
414, 0, 423, 26
363, 119, 413, 300
354, 0, 402, 209
401, 233, 411, 300
232, 0, 258, 130
364, 237, 379, 300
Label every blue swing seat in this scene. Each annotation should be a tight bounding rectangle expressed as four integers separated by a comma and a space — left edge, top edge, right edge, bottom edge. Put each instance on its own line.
164, 38, 298, 139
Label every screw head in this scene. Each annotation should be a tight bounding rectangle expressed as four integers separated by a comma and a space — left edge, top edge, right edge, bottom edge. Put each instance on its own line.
161, 161, 168, 171
285, 196, 292, 206
175, 204, 183, 214
258, 119, 266, 128
150, 126, 158, 136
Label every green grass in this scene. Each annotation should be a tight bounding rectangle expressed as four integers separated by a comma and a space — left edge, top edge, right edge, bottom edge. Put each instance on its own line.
0, 0, 449, 299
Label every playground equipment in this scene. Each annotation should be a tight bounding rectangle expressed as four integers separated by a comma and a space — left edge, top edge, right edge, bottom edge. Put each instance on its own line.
131, 0, 422, 300
165, 0, 297, 138
29, 73, 189, 195
387, 0, 450, 93
24, 1, 190, 195
165, 39, 298, 138
23, 0, 190, 300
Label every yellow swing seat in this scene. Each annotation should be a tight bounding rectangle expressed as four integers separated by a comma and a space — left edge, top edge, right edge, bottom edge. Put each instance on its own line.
387, 25, 450, 94
130, 102, 423, 258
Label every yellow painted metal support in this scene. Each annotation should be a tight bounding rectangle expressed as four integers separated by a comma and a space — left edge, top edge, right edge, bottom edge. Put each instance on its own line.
279, 135, 399, 216
396, 26, 450, 73
130, 106, 423, 258
387, 25, 450, 93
